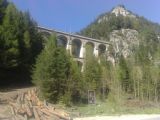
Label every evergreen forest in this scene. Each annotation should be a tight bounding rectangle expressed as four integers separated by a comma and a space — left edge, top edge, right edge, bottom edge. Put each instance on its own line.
1, 1, 160, 107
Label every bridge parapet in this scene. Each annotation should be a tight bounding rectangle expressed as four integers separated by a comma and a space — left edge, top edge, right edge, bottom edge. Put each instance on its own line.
38, 26, 111, 44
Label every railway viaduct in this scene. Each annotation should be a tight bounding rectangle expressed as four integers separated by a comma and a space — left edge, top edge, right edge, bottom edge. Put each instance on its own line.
38, 26, 111, 70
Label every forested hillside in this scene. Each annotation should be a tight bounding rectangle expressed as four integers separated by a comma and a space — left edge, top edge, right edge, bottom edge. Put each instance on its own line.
0, 0, 43, 86
1, 1, 160, 108
80, 5, 160, 40
79, 5, 160, 102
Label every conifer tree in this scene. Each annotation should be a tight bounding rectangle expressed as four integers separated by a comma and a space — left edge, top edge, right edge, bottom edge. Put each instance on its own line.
32, 35, 71, 103
0, 0, 8, 23
0, 2, 43, 86
83, 44, 102, 94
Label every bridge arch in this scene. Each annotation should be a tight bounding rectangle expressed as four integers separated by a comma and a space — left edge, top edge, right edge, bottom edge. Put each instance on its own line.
72, 39, 82, 58
98, 44, 106, 56
57, 35, 68, 48
41, 31, 51, 40
85, 42, 95, 56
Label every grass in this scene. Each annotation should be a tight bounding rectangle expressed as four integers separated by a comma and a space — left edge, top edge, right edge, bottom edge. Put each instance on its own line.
68, 99, 160, 117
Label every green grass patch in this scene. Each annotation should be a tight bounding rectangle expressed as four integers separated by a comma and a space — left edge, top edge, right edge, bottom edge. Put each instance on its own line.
68, 100, 160, 117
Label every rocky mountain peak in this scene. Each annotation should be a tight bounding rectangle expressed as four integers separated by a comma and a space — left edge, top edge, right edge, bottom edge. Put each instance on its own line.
97, 5, 136, 23
111, 5, 136, 18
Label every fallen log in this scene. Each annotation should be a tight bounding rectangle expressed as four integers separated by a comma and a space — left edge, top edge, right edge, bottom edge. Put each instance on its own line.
36, 108, 44, 117
8, 88, 72, 120
21, 93, 25, 103
9, 102, 20, 108
33, 107, 40, 120
10, 106, 15, 115
50, 110, 71, 120
41, 108, 71, 120
17, 107, 26, 116
25, 104, 32, 117
40, 108, 53, 116
16, 94, 21, 104
16, 114, 25, 120
24, 114, 28, 120
40, 108, 61, 120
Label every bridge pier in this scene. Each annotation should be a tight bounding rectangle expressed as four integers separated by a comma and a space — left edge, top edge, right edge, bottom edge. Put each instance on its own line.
66, 39, 72, 55
94, 43, 99, 57
79, 42, 86, 58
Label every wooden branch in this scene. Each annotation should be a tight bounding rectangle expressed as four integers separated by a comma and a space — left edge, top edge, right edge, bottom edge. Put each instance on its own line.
10, 106, 15, 115
8, 88, 71, 120
33, 107, 40, 120
25, 104, 32, 117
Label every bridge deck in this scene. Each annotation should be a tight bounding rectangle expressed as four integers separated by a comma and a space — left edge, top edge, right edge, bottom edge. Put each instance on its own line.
38, 26, 111, 45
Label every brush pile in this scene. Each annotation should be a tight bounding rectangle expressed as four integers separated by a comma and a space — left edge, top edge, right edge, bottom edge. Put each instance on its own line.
9, 88, 72, 120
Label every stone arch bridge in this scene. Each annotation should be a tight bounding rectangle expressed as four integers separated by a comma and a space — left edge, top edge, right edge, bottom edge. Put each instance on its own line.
38, 26, 111, 70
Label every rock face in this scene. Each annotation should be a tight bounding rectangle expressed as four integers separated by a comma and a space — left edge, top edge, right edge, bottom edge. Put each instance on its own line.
80, 5, 160, 64
108, 29, 139, 63
111, 5, 136, 18
98, 5, 136, 23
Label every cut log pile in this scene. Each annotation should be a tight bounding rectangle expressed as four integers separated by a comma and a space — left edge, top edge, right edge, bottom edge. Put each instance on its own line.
9, 88, 72, 120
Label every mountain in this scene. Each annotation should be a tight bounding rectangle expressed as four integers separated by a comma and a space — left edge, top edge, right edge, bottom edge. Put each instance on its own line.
80, 5, 160, 63
80, 5, 160, 39
111, 5, 136, 17
98, 5, 136, 24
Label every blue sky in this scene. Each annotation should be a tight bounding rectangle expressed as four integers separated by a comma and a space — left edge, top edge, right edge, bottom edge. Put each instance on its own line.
10, 0, 160, 33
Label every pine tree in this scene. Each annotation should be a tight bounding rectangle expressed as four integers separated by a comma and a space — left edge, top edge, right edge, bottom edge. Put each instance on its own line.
118, 55, 132, 93
99, 56, 111, 100
0, 4, 20, 68
0, 0, 8, 24
63, 59, 82, 105
0, 2, 43, 86
32, 34, 71, 103
83, 44, 102, 94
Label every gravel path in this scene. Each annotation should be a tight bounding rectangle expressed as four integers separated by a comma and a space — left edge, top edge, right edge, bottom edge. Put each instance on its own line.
74, 115, 160, 120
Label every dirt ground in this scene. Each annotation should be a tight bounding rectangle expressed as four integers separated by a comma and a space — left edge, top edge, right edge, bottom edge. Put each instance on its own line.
1, 87, 160, 120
